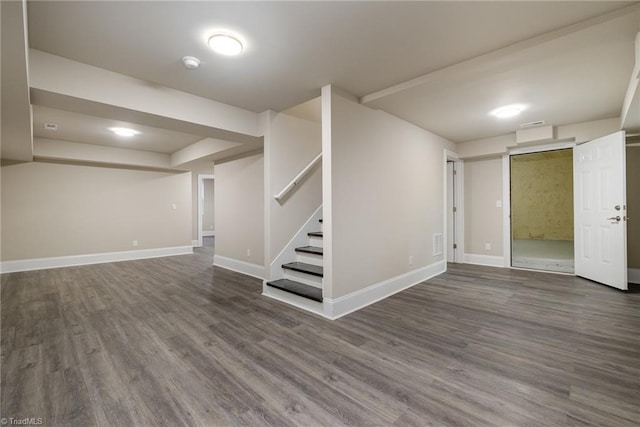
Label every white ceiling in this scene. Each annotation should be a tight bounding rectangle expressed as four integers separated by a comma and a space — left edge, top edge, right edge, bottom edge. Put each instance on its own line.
25, 1, 640, 145
32, 106, 205, 153
364, 10, 640, 142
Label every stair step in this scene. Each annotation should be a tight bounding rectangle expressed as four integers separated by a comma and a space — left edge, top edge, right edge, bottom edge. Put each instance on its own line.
282, 262, 323, 277
307, 231, 323, 238
295, 246, 323, 256
267, 279, 323, 302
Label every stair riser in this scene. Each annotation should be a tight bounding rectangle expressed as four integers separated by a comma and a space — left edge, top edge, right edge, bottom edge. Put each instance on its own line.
308, 236, 323, 248
296, 253, 323, 267
263, 286, 324, 313
283, 270, 322, 288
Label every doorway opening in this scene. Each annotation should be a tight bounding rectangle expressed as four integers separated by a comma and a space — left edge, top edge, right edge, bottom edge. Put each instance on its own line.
197, 174, 215, 249
444, 151, 463, 264
510, 148, 574, 273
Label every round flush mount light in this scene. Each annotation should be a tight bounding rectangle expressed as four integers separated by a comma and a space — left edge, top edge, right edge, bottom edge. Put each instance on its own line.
109, 127, 140, 137
490, 104, 526, 119
208, 33, 244, 56
182, 56, 200, 69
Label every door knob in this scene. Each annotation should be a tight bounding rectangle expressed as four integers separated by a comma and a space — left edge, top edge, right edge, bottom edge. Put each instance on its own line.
607, 216, 621, 221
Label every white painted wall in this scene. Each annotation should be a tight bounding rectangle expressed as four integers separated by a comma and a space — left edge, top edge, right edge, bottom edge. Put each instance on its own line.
263, 107, 322, 279
1, 162, 192, 261
214, 153, 264, 267
327, 89, 456, 299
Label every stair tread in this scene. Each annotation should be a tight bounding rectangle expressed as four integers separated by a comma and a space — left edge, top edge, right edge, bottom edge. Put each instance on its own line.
267, 279, 323, 302
307, 231, 323, 237
295, 246, 323, 255
282, 262, 323, 277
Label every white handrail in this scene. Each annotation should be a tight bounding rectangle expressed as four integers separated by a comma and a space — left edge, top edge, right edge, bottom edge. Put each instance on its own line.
274, 152, 322, 202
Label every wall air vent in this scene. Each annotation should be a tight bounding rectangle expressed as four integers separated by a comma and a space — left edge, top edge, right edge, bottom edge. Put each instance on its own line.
44, 123, 58, 131
519, 120, 545, 128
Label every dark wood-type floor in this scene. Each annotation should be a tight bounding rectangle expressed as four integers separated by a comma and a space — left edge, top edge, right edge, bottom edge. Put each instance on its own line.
1, 248, 639, 426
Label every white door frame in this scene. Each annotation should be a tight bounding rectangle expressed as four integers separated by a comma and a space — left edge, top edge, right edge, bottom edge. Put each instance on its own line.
197, 174, 215, 248
443, 150, 464, 265
502, 142, 576, 270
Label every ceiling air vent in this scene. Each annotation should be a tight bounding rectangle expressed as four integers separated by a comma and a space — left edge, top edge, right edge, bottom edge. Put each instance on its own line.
519, 120, 545, 128
44, 123, 58, 131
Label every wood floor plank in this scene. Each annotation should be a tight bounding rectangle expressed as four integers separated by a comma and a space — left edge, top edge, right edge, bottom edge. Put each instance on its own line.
2, 251, 639, 426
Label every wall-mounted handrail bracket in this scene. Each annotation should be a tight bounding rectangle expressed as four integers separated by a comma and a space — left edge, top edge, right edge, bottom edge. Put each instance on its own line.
274, 153, 322, 202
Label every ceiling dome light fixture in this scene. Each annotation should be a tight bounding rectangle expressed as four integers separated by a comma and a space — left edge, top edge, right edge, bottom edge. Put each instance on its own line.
182, 56, 201, 69
208, 33, 244, 56
490, 104, 526, 119
110, 127, 140, 137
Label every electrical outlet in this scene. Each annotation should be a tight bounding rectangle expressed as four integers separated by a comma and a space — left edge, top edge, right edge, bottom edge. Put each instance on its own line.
409, 255, 414, 266
496, 200, 502, 208
133, 240, 138, 247
485, 243, 491, 251
171, 203, 177, 210
247, 248, 251, 257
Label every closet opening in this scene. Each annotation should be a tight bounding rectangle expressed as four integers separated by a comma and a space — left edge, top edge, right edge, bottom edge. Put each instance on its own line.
510, 148, 574, 273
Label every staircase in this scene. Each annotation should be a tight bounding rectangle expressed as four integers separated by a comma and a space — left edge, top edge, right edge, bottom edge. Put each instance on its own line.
267, 219, 323, 302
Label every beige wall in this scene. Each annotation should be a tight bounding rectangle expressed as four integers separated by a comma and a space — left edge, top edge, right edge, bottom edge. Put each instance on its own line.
511, 150, 573, 241
1, 162, 192, 261
627, 147, 640, 269
265, 110, 322, 269
464, 157, 503, 256
329, 91, 455, 299
214, 153, 264, 265
203, 179, 215, 232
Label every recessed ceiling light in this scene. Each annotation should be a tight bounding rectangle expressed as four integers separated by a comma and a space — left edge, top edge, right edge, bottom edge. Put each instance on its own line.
490, 104, 526, 119
109, 127, 139, 137
208, 33, 244, 56
182, 56, 200, 69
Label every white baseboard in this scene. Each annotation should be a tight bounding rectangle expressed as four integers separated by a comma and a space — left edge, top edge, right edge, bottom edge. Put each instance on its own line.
323, 260, 446, 320
202, 231, 215, 237
463, 253, 506, 268
214, 255, 264, 280
0, 246, 193, 274
192, 240, 200, 247
629, 268, 640, 284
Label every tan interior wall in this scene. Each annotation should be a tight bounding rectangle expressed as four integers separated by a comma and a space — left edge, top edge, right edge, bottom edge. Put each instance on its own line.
627, 147, 640, 269
1, 162, 192, 261
329, 91, 456, 299
214, 153, 264, 265
511, 150, 574, 241
464, 157, 503, 256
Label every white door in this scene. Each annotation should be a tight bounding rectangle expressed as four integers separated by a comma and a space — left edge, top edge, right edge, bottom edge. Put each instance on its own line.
574, 131, 627, 290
